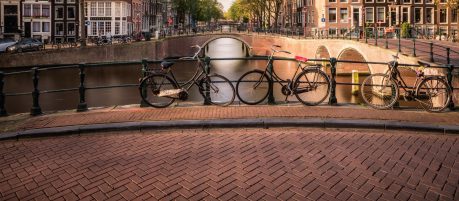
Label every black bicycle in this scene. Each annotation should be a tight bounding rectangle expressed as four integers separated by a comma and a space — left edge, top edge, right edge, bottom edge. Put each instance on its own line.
361, 54, 452, 112
236, 45, 331, 105
139, 45, 235, 108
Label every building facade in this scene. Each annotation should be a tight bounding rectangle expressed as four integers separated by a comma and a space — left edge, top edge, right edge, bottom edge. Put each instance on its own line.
1, 0, 22, 39
51, 0, 79, 43
21, 0, 51, 43
84, 0, 132, 37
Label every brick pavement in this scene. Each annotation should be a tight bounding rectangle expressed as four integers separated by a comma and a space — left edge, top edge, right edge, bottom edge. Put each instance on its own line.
1, 105, 459, 134
0, 128, 458, 200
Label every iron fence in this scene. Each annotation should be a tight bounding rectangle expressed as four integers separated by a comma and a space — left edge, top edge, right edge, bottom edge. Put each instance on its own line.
0, 56, 457, 116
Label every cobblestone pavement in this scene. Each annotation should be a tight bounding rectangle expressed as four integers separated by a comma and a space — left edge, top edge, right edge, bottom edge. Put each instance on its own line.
0, 128, 458, 200
2, 105, 459, 134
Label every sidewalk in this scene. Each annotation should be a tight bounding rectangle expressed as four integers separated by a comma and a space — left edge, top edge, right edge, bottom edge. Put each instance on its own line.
1, 104, 459, 138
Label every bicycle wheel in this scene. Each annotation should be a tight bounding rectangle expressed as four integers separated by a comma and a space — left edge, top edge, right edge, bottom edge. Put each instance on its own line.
294, 69, 330, 106
236, 70, 270, 105
139, 74, 178, 108
416, 77, 451, 112
361, 73, 399, 109
200, 74, 235, 106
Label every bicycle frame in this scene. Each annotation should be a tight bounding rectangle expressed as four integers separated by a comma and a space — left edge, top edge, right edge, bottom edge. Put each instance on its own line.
387, 61, 423, 94
162, 56, 210, 92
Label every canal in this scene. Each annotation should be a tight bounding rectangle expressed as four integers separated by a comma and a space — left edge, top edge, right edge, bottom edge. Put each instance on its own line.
4, 38, 429, 114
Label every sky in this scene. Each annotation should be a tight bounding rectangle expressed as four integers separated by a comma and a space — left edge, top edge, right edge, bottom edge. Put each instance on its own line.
218, 0, 234, 12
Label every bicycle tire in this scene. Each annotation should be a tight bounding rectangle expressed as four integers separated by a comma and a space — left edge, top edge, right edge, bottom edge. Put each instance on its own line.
199, 74, 235, 106
415, 77, 451, 112
361, 73, 399, 110
139, 74, 178, 108
236, 70, 270, 105
294, 69, 330, 106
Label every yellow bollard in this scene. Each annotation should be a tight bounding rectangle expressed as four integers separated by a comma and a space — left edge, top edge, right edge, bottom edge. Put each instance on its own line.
352, 70, 359, 95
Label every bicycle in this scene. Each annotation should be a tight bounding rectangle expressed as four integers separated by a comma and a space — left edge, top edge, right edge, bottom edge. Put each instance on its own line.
236, 45, 331, 105
361, 54, 452, 112
139, 45, 235, 108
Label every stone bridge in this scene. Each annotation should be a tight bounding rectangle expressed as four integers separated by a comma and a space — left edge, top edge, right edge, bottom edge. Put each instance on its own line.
0, 33, 428, 75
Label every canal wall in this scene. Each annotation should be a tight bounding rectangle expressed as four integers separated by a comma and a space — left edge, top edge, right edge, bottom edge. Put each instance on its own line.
0, 33, 430, 74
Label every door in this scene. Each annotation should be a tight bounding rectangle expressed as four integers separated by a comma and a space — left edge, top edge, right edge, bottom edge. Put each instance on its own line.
353, 8, 360, 28
24, 22, 31, 38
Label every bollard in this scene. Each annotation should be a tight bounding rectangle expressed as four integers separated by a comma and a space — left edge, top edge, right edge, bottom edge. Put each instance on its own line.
447, 48, 450, 64
30, 67, 42, 116
140, 59, 149, 107
77, 64, 88, 112
430, 42, 434, 62
0, 71, 7, 116
385, 34, 388, 49
351, 70, 359, 96
328, 58, 338, 105
412, 38, 417, 57
447, 64, 455, 110
203, 57, 212, 105
267, 60, 275, 105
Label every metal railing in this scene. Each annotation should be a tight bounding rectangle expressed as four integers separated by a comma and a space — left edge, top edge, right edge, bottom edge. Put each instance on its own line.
0, 56, 456, 116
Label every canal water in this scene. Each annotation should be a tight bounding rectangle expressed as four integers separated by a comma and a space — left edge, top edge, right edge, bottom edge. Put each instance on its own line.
3, 38, 427, 114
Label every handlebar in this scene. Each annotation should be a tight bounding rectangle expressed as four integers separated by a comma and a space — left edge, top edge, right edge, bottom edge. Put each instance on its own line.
271, 45, 292, 55
179, 45, 202, 60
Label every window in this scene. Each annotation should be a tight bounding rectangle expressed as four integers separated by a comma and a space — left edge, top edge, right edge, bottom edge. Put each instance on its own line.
32, 4, 40, 17
426, 8, 434, 23
402, 7, 409, 23
377, 7, 385, 23
91, 2, 97, 16
105, 2, 111, 16
67, 23, 75, 35
115, 22, 120, 35
55, 6, 64, 19
55, 0, 63, 3
23, 4, 31, 17
42, 22, 50, 32
98, 22, 105, 35
67, 7, 75, 19
33, 22, 40, 32
365, 8, 374, 23
440, 8, 447, 23
452, 9, 458, 23
91, 22, 97, 35
55, 22, 64, 35
328, 8, 337, 23
105, 21, 111, 35
42, 5, 50, 17
340, 8, 348, 23
98, 2, 104, 16
414, 7, 422, 24
115, 2, 121, 16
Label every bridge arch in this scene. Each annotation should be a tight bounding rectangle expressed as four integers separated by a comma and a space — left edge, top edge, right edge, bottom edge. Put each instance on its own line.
201, 35, 252, 57
315, 46, 331, 59
336, 47, 371, 74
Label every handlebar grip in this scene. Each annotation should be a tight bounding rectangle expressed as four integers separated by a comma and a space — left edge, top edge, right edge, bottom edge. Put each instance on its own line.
273, 45, 281, 48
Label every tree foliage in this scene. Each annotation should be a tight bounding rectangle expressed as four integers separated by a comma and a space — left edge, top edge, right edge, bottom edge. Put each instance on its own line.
226, 0, 283, 28
172, 0, 224, 24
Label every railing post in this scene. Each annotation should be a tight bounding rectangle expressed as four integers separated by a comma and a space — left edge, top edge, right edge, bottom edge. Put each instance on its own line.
375, 29, 378, 46
140, 59, 149, 107
77, 64, 88, 112
447, 64, 455, 110
430, 42, 434, 62
365, 28, 368, 43
446, 48, 451, 64
412, 38, 417, 57
398, 29, 401, 53
385, 33, 388, 49
328, 58, 338, 105
204, 57, 211, 105
0, 71, 7, 116
30, 67, 42, 116
267, 59, 275, 105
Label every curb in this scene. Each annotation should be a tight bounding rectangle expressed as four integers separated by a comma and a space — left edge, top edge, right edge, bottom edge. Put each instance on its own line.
1, 118, 458, 141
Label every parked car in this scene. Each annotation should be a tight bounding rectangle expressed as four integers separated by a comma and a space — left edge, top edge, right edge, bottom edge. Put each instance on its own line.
6, 38, 43, 53
0, 38, 17, 53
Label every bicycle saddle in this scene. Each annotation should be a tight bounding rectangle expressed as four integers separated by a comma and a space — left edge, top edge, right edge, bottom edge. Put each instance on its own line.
295, 56, 308, 62
417, 61, 431, 68
161, 61, 175, 69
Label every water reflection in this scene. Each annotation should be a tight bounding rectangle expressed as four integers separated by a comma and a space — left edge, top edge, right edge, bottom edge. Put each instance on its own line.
5, 38, 371, 114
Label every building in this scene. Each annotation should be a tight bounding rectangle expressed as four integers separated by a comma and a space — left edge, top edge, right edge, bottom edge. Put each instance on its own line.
21, 0, 51, 43
51, 0, 79, 43
84, 0, 132, 37
1, 0, 22, 39
363, 0, 458, 38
